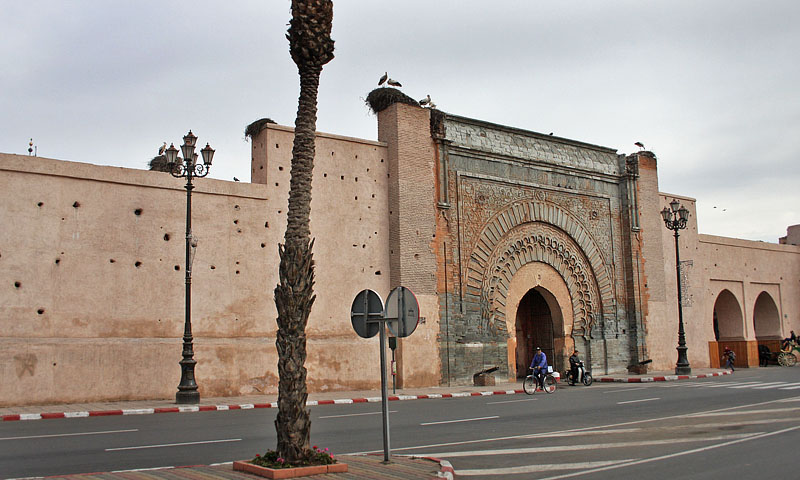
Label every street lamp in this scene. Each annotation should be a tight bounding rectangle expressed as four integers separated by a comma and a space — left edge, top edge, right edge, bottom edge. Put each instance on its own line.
661, 199, 691, 375
165, 130, 215, 404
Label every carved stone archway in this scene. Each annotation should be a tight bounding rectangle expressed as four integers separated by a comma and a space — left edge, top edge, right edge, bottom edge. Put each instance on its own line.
465, 200, 612, 340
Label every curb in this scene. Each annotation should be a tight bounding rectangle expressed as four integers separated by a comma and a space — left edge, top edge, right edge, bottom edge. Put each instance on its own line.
596, 371, 732, 383
1, 372, 731, 422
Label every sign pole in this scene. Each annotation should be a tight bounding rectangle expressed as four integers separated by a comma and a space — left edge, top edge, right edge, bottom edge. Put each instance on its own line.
379, 320, 391, 462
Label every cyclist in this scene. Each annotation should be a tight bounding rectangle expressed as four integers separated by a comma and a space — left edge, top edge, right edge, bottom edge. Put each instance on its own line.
530, 347, 548, 389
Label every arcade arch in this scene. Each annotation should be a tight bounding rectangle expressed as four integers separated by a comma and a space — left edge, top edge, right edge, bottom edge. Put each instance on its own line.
713, 289, 744, 340
753, 291, 781, 340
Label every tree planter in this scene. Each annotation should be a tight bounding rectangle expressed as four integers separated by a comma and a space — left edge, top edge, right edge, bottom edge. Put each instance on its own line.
233, 460, 347, 479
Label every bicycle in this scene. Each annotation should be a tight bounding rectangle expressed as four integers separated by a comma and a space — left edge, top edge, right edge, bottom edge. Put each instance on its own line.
523, 367, 557, 394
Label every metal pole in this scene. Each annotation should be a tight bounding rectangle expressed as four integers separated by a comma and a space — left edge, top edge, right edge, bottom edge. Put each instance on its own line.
176, 169, 199, 404
379, 321, 391, 462
674, 227, 691, 375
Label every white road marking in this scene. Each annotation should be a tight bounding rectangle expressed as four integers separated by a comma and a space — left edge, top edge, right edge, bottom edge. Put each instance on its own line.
486, 398, 538, 405
687, 406, 800, 417
603, 387, 648, 393
111, 466, 173, 473
318, 410, 397, 419
0, 429, 138, 441
105, 438, 241, 451
729, 382, 784, 389
538, 425, 800, 480
697, 381, 760, 388
421, 416, 499, 426
617, 398, 660, 405
780, 384, 800, 390
456, 459, 637, 476
753, 382, 795, 389
420, 433, 757, 458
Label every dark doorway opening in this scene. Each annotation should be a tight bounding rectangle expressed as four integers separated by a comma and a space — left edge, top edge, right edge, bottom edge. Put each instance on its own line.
515, 288, 554, 379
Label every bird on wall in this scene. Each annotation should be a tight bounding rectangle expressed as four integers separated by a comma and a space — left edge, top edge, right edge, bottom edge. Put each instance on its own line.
378, 72, 388, 86
419, 94, 432, 106
158, 142, 167, 155
387, 78, 402, 87
233, 177, 240, 182
635, 141, 645, 150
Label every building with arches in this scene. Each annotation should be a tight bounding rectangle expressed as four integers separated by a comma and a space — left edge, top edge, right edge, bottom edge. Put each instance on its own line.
1, 99, 798, 406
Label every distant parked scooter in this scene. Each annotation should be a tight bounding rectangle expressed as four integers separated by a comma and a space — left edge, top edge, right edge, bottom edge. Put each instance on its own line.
566, 361, 593, 386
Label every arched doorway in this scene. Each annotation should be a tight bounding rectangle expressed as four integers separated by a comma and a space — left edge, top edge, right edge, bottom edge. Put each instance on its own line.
515, 288, 556, 378
713, 289, 744, 340
753, 292, 781, 339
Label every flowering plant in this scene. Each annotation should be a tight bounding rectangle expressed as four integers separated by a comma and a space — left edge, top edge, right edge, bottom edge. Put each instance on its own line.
251, 446, 336, 469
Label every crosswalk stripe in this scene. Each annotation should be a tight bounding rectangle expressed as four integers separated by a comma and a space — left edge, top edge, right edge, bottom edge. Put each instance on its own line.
702, 381, 761, 388
455, 459, 638, 476
752, 382, 796, 389
420, 433, 757, 458
779, 385, 800, 390
728, 382, 785, 389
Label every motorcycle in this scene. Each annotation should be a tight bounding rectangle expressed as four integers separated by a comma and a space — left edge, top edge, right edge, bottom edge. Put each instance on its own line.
565, 361, 593, 386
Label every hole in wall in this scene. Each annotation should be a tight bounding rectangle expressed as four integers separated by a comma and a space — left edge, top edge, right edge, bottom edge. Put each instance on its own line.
261, 243, 266, 248
234, 219, 239, 225
340, 175, 344, 180
72, 201, 80, 208
236, 270, 240, 274
375, 271, 381, 275
134, 208, 142, 216
275, 183, 279, 187
55, 258, 60, 265
37, 202, 43, 207
135, 261, 142, 268
14, 281, 21, 288
265, 221, 269, 228
174, 265, 180, 271
234, 205, 240, 210
109, 259, 116, 263
210, 265, 216, 270
324, 173, 327, 177
279, 166, 284, 171
37, 308, 45, 315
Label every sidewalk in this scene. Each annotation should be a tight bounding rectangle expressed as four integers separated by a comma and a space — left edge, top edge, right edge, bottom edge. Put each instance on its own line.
1, 369, 730, 479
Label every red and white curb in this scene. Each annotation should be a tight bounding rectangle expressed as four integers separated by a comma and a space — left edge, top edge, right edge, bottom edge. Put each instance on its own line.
1, 372, 731, 422
596, 371, 732, 383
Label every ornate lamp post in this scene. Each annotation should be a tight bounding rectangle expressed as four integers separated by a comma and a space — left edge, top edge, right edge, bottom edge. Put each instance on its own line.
661, 199, 691, 375
165, 131, 215, 404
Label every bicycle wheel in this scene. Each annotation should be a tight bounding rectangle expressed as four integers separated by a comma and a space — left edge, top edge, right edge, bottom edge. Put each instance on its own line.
582, 373, 593, 386
543, 375, 556, 393
523, 376, 537, 394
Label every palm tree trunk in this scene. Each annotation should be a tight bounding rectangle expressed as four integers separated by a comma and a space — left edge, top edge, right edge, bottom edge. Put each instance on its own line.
274, 66, 322, 464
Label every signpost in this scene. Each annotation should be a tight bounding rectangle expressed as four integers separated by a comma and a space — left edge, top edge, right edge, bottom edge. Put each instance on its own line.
349, 286, 419, 463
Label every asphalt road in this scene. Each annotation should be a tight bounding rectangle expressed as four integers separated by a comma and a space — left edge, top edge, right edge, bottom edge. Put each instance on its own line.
2, 367, 799, 479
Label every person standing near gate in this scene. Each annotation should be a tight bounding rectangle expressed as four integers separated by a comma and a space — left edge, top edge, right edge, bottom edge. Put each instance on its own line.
569, 350, 581, 386
723, 346, 736, 372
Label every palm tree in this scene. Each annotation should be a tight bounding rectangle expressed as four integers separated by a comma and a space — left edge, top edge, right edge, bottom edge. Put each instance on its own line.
274, 0, 334, 464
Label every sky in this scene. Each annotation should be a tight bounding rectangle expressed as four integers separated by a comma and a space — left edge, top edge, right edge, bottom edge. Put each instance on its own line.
2, 1, 798, 243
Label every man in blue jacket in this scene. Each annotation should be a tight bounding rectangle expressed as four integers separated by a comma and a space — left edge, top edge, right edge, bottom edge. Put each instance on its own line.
530, 347, 548, 389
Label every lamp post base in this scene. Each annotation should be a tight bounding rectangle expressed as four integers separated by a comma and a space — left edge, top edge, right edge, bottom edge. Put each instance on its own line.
675, 345, 691, 375
176, 390, 200, 404
675, 365, 692, 375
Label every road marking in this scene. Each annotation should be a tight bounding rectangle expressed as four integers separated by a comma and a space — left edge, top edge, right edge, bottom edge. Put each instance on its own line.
456, 459, 637, 476
603, 387, 648, 393
421, 416, 499, 426
753, 382, 795, 389
728, 382, 784, 389
698, 381, 760, 388
318, 410, 397, 419
486, 398, 538, 405
105, 438, 241, 451
687, 406, 800, 417
0, 429, 138, 441
780, 384, 800, 390
421, 433, 758, 458
538, 424, 800, 480
617, 398, 659, 405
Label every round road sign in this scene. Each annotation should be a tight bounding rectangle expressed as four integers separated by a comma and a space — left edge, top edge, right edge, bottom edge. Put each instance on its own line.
385, 286, 419, 338
350, 289, 383, 338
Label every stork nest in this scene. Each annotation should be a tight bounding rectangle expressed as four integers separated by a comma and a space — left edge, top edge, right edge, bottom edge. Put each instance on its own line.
366, 87, 419, 114
148, 155, 171, 172
245, 118, 277, 138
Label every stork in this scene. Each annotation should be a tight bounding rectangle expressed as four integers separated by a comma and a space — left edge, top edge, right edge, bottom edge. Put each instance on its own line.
634, 141, 645, 150
387, 78, 402, 87
158, 142, 167, 156
378, 72, 388, 86
419, 94, 431, 106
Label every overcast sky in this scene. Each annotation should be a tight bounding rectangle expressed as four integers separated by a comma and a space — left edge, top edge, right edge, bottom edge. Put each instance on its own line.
2, 1, 798, 242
